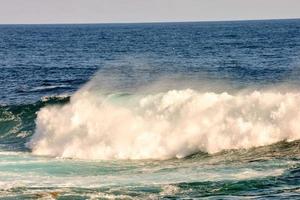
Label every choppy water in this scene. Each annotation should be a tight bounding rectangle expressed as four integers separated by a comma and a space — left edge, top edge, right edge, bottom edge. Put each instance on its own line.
1, 19, 300, 199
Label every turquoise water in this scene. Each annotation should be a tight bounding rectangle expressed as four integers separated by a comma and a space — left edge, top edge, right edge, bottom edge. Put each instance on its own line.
1, 19, 300, 199
1, 141, 300, 199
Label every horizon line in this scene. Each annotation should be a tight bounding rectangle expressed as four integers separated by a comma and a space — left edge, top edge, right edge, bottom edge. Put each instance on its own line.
0, 17, 299, 26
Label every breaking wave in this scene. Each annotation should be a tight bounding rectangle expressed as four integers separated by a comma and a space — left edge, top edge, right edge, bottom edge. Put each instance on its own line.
27, 83, 300, 160
0, 95, 70, 151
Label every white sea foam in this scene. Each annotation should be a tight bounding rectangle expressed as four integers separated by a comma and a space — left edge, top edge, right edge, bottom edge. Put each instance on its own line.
28, 82, 300, 160
41, 94, 70, 102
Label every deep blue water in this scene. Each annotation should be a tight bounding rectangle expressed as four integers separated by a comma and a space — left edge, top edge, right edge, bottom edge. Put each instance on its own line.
1, 19, 300, 104
0, 19, 300, 199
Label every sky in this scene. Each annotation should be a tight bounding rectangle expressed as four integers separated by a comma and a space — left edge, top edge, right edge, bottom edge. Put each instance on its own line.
0, 0, 300, 24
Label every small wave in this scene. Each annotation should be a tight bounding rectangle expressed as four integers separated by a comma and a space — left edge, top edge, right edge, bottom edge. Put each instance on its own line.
29, 85, 71, 92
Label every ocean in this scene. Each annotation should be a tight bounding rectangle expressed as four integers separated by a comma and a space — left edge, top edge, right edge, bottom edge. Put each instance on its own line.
1, 19, 300, 199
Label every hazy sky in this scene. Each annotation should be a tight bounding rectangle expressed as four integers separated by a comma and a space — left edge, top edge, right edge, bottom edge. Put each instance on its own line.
0, 0, 300, 24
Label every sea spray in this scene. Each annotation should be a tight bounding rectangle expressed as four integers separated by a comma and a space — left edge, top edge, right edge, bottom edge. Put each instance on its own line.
27, 85, 300, 160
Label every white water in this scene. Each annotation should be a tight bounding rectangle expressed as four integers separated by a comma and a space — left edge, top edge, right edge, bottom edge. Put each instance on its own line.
28, 83, 300, 160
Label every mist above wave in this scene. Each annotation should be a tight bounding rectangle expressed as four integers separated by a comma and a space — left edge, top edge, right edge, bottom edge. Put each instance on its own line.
27, 79, 300, 160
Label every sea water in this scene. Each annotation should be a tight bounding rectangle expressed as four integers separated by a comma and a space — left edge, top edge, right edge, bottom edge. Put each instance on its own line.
1, 19, 300, 199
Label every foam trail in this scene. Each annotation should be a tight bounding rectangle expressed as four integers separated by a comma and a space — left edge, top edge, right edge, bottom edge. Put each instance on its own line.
28, 86, 300, 160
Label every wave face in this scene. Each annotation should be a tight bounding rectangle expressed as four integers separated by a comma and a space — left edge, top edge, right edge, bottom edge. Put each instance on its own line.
0, 96, 69, 151
28, 85, 300, 160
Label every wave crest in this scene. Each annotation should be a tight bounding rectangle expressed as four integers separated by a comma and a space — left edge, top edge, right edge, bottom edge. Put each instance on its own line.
28, 89, 300, 160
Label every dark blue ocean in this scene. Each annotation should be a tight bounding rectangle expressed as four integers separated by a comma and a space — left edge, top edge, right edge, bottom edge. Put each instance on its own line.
1, 19, 300, 199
